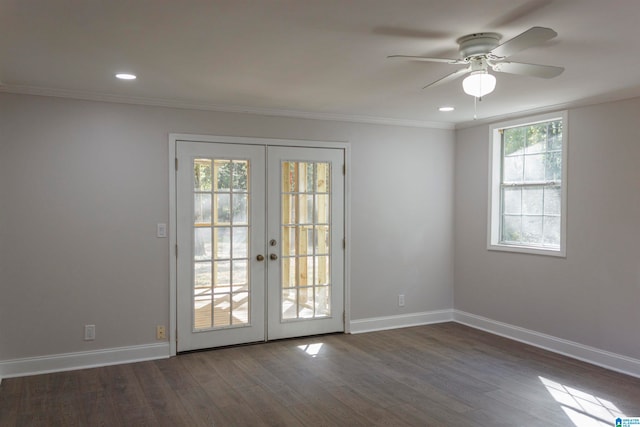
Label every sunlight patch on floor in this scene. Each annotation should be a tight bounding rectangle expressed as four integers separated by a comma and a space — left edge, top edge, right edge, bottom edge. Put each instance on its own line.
540, 376, 625, 427
297, 343, 324, 357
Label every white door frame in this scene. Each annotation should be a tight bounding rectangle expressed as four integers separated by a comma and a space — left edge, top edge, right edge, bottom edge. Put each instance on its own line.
168, 133, 351, 356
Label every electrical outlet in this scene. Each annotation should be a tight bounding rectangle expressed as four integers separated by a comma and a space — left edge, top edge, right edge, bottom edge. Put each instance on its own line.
398, 294, 405, 307
156, 325, 166, 340
84, 324, 96, 341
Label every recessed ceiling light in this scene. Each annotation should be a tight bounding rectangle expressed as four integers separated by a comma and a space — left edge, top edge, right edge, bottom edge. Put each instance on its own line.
115, 73, 136, 80
438, 106, 455, 112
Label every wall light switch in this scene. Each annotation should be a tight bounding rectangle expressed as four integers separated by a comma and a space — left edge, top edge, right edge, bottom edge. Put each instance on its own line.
84, 324, 95, 341
157, 223, 167, 238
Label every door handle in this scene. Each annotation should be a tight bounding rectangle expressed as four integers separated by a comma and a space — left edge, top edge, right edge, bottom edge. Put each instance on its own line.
269, 253, 278, 260
256, 254, 265, 261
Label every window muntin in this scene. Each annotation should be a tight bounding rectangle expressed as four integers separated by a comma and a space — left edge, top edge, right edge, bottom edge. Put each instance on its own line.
488, 112, 567, 256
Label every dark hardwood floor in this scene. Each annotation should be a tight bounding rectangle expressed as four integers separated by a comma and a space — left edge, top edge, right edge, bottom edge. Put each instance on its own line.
1, 322, 639, 426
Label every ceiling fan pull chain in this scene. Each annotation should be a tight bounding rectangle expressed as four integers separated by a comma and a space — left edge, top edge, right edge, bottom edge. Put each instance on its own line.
474, 95, 478, 120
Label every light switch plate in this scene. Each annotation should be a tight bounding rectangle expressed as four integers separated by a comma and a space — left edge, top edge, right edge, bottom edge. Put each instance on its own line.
157, 223, 167, 238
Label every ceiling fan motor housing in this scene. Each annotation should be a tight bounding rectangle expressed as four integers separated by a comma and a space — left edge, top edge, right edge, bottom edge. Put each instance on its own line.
456, 32, 501, 59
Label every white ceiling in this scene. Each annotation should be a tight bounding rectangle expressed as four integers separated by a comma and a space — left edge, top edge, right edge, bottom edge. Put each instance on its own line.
2, 0, 639, 128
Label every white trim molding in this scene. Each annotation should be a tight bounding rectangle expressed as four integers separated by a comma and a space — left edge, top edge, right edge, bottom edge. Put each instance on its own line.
349, 310, 454, 334
3, 312, 638, 381
454, 310, 640, 379
0, 343, 170, 382
0, 84, 454, 130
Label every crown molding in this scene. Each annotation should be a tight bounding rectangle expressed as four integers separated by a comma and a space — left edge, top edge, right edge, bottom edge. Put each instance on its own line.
0, 84, 455, 130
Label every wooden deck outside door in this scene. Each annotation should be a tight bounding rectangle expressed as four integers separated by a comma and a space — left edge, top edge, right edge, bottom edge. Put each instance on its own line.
176, 141, 344, 352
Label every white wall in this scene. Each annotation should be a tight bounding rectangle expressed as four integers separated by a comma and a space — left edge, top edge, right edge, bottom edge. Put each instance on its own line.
0, 93, 454, 361
454, 97, 640, 360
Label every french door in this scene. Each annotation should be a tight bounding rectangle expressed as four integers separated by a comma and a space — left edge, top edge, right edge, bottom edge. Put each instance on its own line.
176, 141, 344, 352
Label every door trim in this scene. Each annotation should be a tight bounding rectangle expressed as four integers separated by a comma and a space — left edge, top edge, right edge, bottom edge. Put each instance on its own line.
168, 133, 351, 356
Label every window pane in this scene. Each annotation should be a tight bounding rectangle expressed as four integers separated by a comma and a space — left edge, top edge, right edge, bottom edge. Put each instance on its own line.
522, 188, 543, 215
214, 160, 231, 191
543, 216, 561, 247
282, 195, 296, 224
282, 162, 297, 193
213, 294, 231, 327
282, 257, 295, 288
282, 226, 297, 257
298, 287, 314, 318
522, 216, 543, 244
314, 286, 330, 317
215, 194, 231, 225
545, 152, 562, 181
194, 159, 212, 191
232, 260, 248, 286
194, 227, 211, 260
232, 161, 248, 192
524, 154, 545, 182
502, 215, 522, 243
544, 187, 561, 215
548, 120, 563, 151
232, 227, 248, 258
232, 194, 248, 224
503, 188, 522, 215
282, 289, 297, 319
503, 155, 523, 182
213, 260, 230, 289
194, 194, 212, 226
213, 227, 230, 259
232, 292, 249, 325
315, 194, 329, 224
298, 163, 314, 193
525, 123, 547, 154
194, 262, 211, 290
315, 256, 330, 285
194, 290, 212, 330
504, 127, 525, 156
314, 225, 330, 255
316, 163, 330, 193
298, 195, 314, 224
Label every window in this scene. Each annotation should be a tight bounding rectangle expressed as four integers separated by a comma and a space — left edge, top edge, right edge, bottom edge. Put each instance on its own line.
488, 111, 567, 256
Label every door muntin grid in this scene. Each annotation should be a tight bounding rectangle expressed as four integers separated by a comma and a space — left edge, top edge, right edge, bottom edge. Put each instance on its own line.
192, 158, 251, 331
280, 161, 332, 321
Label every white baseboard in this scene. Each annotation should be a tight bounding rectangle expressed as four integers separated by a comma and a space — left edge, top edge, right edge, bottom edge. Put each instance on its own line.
0, 342, 170, 383
3, 311, 638, 381
454, 310, 640, 378
349, 309, 454, 334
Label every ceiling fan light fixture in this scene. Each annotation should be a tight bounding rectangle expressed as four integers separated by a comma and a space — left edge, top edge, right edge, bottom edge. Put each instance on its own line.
462, 70, 496, 97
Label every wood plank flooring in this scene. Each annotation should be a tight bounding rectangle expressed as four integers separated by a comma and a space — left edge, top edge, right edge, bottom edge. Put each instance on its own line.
1, 323, 639, 426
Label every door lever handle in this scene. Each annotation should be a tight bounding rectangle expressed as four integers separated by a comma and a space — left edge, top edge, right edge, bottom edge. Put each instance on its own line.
269, 253, 278, 260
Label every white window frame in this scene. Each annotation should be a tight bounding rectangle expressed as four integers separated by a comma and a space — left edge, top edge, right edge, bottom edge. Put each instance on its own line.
488, 111, 568, 257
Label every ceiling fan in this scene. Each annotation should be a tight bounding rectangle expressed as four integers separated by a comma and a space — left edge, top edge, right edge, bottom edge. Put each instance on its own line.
388, 27, 564, 97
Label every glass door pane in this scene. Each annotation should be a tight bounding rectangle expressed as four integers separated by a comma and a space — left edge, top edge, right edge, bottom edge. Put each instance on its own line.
192, 159, 251, 330
280, 161, 332, 320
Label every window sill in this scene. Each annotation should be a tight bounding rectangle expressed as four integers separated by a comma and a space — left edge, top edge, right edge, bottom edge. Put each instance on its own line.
488, 243, 566, 258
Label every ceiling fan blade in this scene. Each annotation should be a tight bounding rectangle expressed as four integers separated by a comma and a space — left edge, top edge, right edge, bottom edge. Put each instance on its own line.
387, 55, 466, 65
492, 61, 564, 78
490, 27, 557, 58
423, 67, 472, 89
487, 0, 553, 28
